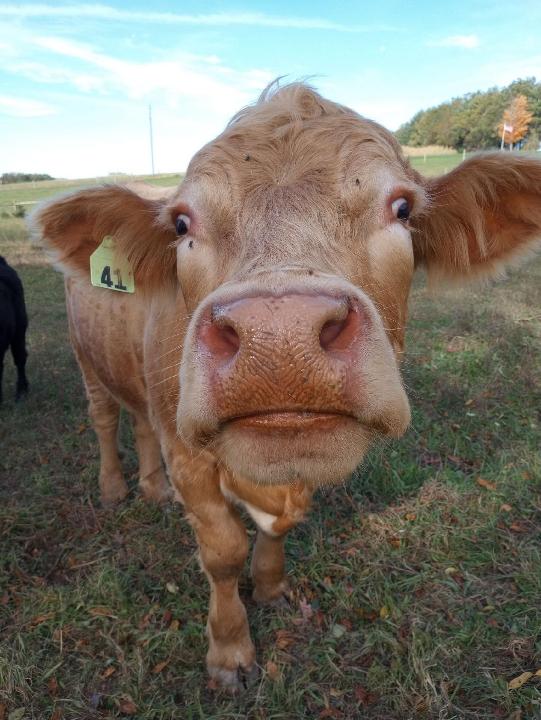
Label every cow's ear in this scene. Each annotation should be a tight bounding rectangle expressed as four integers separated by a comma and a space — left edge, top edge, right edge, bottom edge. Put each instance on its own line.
411, 153, 541, 280
31, 185, 177, 289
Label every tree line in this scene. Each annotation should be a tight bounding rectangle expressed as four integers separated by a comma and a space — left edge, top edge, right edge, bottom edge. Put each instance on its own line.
396, 77, 541, 151
1, 173, 54, 184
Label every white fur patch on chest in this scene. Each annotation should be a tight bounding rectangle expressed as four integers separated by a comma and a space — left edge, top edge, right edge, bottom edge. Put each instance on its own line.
220, 479, 279, 536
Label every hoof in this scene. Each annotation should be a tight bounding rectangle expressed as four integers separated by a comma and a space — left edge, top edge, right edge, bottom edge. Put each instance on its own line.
99, 474, 129, 506
140, 473, 172, 505
253, 581, 291, 607
208, 663, 259, 693
15, 384, 29, 401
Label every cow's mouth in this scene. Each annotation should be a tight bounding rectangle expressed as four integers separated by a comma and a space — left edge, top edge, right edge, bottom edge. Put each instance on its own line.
224, 411, 358, 432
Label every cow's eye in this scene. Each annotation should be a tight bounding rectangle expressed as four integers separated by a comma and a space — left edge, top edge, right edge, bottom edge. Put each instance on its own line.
175, 214, 191, 236
391, 198, 411, 222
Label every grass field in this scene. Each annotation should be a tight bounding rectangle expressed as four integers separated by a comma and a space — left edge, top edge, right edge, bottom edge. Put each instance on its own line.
409, 154, 463, 176
0, 176, 540, 719
0, 173, 183, 216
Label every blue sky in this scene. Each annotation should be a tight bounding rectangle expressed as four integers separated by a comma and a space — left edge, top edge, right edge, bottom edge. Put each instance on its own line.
2, 1, 541, 178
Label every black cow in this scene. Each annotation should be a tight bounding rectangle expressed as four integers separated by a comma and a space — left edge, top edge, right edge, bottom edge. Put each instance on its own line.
0, 256, 28, 403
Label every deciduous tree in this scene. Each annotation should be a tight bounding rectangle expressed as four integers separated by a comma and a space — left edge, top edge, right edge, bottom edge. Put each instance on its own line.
498, 94, 533, 147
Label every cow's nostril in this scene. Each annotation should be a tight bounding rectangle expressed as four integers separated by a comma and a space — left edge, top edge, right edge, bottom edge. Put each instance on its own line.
199, 321, 240, 361
319, 307, 359, 352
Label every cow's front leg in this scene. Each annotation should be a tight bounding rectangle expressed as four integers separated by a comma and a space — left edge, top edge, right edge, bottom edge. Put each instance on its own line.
168, 450, 256, 691
251, 530, 290, 604
196, 503, 256, 690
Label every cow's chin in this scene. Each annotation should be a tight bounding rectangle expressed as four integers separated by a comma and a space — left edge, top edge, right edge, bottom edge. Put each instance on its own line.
214, 413, 374, 487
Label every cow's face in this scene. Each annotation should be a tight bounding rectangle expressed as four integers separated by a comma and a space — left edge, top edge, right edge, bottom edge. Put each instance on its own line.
169, 91, 425, 485
35, 83, 541, 488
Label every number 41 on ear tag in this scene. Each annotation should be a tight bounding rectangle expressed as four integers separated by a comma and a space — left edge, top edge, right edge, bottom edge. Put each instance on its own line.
90, 235, 135, 293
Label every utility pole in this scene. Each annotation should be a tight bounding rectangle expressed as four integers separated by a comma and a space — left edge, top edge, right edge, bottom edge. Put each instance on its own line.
149, 104, 155, 175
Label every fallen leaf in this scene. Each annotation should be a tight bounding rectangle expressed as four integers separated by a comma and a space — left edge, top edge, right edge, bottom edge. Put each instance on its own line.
331, 623, 346, 638
388, 537, 401, 548
319, 709, 342, 718
509, 522, 529, 533
500, 503, 512, 512
76, 423, 86, 434
152, 660, 169, 674
476, 478, 496, 491
162, 609, 172, 626
508, 671, 533, 690
101, 666, 116, 679
275, 629, 296, 649
354, 685, 379, 705
166, 582, 178, 594
299, 598, 313, 621
47, 676, 58, 696
379, 606, 390, 619
88, 606, 116, 618
404, 512, 416, 521
445, 566, 459, 575
118, 698, 137, 715
169, 619, 180, 631
139, 612, 153, 630
265, 660, 280, 680
30, 612, 54, 626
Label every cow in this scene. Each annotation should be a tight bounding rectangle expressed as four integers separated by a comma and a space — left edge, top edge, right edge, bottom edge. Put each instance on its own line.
32, 82, 541, 691
0, 256, 29, 404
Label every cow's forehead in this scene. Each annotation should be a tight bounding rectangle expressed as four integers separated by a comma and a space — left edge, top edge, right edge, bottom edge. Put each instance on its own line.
188, 118, 409, 188
182, 85, 415, 198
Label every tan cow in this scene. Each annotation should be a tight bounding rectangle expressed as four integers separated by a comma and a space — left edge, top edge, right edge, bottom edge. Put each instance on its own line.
32, 82, 541, 691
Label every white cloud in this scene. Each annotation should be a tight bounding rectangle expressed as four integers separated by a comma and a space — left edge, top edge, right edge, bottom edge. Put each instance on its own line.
0, 94, 55, 117
3, 34, 273, 113
428, 34, 480, 49
0, 4, 398, 32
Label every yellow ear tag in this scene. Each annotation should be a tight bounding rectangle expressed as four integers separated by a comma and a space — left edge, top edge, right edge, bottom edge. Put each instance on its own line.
90, 235, 135, 293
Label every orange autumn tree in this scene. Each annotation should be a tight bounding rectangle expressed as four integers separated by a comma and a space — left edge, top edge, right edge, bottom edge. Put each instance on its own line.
498, 95, 533, 148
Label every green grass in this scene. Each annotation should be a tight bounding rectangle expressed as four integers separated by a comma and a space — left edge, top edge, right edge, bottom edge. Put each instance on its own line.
0, 173, 183, 214
409, 154, 464, 176
0, 180, 540, 719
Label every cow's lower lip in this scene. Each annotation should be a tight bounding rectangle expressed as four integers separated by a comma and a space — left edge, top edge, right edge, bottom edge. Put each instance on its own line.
225, 411, 356, 431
